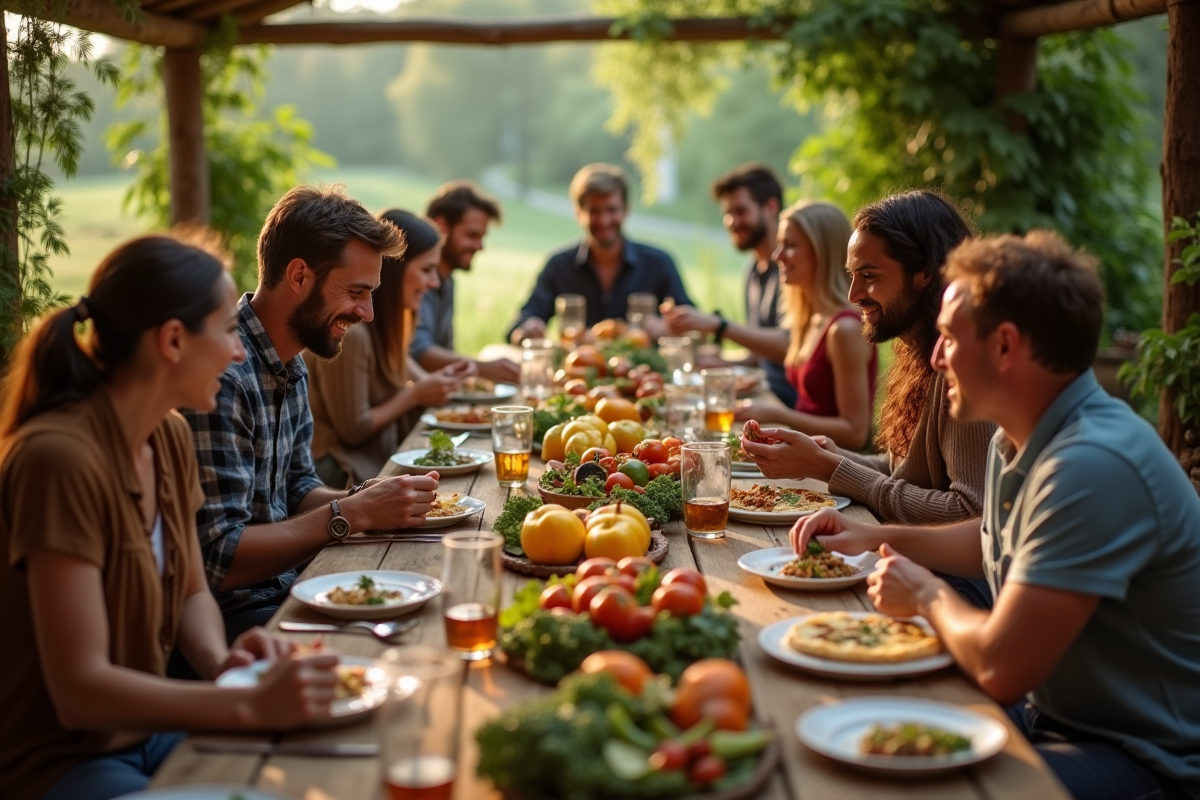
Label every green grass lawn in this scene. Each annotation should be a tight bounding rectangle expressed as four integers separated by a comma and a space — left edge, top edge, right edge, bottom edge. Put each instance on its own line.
47, 167, 747, 355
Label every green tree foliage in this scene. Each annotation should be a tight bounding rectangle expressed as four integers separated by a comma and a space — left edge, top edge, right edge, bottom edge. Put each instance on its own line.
594, 0, 1162, 332
1, 15, 121, 362
107, 41, 333, 288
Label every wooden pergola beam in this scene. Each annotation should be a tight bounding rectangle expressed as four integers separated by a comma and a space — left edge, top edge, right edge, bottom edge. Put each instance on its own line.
19, 0, 205, 47
1002, 0, 1167, 36
162, 47, 209, 225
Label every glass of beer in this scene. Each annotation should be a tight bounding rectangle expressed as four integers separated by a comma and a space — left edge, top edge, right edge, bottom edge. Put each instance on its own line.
441, 531, 502, 660
520, 337, 556, 402
555, 294, 587, 349
701, 368, 737, 435
379, 645, 463, 800
680, 441, 731, 539
490, 405, 533, 488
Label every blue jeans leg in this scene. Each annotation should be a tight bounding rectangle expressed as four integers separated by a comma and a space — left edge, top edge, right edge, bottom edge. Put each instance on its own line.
1006, 702, 1189, 800
41, 731, 184, 800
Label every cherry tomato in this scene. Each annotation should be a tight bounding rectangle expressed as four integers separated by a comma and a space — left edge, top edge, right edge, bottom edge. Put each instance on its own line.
589, 586, 645, 642
581, 447, 613, 464
689, 739, 712, 760
627, 605, 656, 640
647, 462, 674, 480
539, 584, 572, 611
661, 567, 707, 596
563, 378, 589, 396
651, 583, 705, 617
572, 575, 615, 613
617, 556, 656, 578
605, 472, 635, 492
606, 567, 637, 594
649, 740, 688, 772
577, 557, 618, 581
689, 754, 726, 785
633, 440, 669, 464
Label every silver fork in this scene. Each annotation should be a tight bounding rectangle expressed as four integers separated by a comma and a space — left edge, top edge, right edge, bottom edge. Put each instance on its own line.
279, 618, 419, 641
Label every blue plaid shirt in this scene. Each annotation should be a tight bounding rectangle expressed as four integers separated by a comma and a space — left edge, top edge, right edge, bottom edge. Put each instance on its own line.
182, 294, 324, 616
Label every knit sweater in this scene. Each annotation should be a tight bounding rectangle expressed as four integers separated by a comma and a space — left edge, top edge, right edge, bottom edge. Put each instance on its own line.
828, 371, 995, 524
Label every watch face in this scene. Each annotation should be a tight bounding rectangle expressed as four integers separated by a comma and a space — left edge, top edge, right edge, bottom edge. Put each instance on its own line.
329, 516, 351, 539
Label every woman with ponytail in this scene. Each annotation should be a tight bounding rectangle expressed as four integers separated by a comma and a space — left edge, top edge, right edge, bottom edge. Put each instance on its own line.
307, 209, 474, 486
0, 234, 341, 800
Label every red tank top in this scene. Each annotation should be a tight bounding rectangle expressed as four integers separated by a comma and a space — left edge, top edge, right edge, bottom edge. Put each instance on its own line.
786, 309, 877, 417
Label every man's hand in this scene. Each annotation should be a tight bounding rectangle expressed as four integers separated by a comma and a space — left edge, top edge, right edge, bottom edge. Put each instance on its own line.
220, 627, 298, 675
348, 473, 440, 530
478, 358, 521, 384
789, 508, 884, 557
510, 317, 547, 344
664, 305, 721, 335
413, 370, 466, 408
734, 401, 776, 423
866, 544, 941, 618
740, 426, 841, 482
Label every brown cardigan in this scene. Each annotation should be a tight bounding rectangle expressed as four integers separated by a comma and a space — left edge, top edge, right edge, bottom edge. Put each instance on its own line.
828, 371, 996, 524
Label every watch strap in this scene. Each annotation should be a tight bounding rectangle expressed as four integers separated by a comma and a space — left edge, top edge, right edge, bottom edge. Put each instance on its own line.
328, 499, 351, 541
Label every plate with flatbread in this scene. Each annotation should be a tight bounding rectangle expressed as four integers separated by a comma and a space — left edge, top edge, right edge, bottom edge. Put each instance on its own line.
417, 493, 486, 529
737, 546, 878, 591
758, 611, 954, 680
421, 406, 493, 431
728, 484, 850, 524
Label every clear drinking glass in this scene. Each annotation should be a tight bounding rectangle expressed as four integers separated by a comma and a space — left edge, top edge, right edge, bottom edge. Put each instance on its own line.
379, 646, 463, 800
627, 292, 658, 328
662, 383, 704, 440
520, 337, 556, 402
441, 531, 502, 660
701, 368, 737, 435
490, 405, 533, 488
555, 294, 587, 349
680, 441, 731, 540
658, 335, 695, 384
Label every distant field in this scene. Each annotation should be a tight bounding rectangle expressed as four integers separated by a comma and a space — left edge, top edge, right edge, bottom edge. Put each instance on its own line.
47, 167, 746, 355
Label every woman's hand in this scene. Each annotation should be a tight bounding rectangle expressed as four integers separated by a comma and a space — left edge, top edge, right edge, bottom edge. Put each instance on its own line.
734, 401, 775, 423
740, 425, 841, 482
664, 305, 721, 335
220, 627, 297, 675
247, 651, 340, 729
412, 368, 465, 408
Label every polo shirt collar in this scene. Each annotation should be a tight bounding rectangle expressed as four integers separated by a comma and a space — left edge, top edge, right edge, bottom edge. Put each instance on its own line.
574, 239, 639, 272
238, 293, 307, 383
999, 369, 1102, 478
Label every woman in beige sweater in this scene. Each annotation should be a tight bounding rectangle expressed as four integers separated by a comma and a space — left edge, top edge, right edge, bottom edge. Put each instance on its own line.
308, 210, 471, 486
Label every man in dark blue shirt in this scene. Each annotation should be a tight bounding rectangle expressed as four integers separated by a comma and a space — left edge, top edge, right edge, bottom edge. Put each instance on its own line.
507, 164, 693, 343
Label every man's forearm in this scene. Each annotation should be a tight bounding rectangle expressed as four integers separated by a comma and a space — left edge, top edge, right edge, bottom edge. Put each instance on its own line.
219, 506, 333, 592
417, 345, 464, 373
873, 518, 985, 578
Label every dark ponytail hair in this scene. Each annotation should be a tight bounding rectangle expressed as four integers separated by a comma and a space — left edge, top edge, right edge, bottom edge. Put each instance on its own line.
0, 233, 229, 438
371, 209, 440, 386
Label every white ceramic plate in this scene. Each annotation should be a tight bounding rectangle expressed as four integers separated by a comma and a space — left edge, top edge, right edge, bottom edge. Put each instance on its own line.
290, 570, 442, 620
449, 382, 519, 403
738, 546, 878, 591
390, 448, 492, 477
419, 411, 492, 432
732, 465, 765, 479
728, 494, 851, 524
216, 655, 388, 728
417, 495, 486, 529
758, 613, 955, 681
119, 787, 288, 800
797, 696, 1008, 777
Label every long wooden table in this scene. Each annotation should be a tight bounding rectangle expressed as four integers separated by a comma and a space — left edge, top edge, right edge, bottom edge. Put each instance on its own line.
153, 411, 1069, 800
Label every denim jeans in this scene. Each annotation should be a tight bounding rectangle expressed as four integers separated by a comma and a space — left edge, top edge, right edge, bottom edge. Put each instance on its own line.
1007, 702, 1191, 800
40, 732, 184, 800
934, 571, 994, 610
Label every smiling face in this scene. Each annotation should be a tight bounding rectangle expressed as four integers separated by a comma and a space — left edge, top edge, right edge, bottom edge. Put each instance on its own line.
773, 220, 818, 292
176, 272, 246, 411
288, 237, 381, 359
403, 244, 442, 311
576, 190, 626, 249
846, 229, 929, 344
442, 207, 491, 272
932, 280, 999, 422
720, 187, 772, 252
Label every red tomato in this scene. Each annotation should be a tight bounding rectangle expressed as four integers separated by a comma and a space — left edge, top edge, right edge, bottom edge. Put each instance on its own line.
661, 436, 684, 453
598, 456, 618, 475
577, 557, 618, 581
661, 568, 707, 596
701, 696, 749, 731
606, 568, 637, 594
689, 739, 712, 760
579, 651, 653, 694
605, 472, 635, 492
572, 575, 615, 613
647, 462, 674, 480
581, 447, 613, 464
651, 583, 704, 617
617, 556, 656, 578
589, 586, 645, 642
633, 440, 669, 464
689, 754, 726, 785
539, 584, 572, 611
649, 740, 688, 772
629, 605, 656, 639
563, 378, 589, 396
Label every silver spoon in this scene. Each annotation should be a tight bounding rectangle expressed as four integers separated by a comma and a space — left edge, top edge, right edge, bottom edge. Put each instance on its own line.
279, 618, 419, 642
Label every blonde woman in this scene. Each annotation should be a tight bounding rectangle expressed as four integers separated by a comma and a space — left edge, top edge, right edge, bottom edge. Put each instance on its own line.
734, 200, 876, 448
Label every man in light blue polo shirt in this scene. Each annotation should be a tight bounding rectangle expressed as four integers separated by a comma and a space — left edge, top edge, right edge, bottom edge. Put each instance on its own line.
790, 230, 1200, 800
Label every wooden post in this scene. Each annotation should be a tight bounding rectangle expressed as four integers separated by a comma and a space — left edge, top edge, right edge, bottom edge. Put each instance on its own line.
162, 48, 209, 225
1162, 0, 1200, 488
0, 15, 21, 369
994, 34, 1039, 132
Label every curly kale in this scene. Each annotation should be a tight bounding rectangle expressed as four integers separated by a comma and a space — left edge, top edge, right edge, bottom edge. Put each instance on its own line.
586, 476, 682, 523
492, 495, 544, 555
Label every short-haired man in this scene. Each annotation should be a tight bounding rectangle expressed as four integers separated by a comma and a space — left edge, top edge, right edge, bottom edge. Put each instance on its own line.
412, 181, 518, 384
793, 231, 1200, 800
664, 163, 796, 407
507, 164, 694, 343
184, 185, 441, 639
743, 190, 995, 526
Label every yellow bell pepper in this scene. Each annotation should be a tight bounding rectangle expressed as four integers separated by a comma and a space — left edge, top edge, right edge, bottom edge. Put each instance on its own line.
608, 419, 647, 455
520, 505, 586, 565
540, 422, 566, 462
564, 428, 604, 457
562, 415, 608, 443
587, 501, 652, 554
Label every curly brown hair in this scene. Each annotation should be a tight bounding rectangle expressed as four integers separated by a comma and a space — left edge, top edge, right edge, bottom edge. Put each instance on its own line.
854, 191, 974, 459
